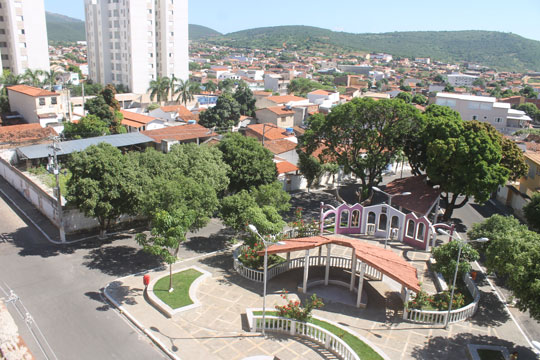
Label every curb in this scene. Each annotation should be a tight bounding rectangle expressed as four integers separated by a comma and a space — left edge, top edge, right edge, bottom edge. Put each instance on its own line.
102, 283, 181, 360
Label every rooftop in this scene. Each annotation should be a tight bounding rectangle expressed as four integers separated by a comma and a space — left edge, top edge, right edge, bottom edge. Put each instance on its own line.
275, 160, 299, 174
383, 175, 441, 216
142, 124, 216, 143
267, 95, 307, 104
258, 106, 295, 116
264, 139, 297, 154
7, 85, 58, 97
0, 124, 57, 148
246, 123, 294, 141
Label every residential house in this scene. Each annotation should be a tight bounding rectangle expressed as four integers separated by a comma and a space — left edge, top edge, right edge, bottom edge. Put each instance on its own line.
256, 95, 309, 109
447, 73, 478, 87
207, 66, 230, 79
255, 106, 295, 129
150, 105, 197, 123
264, 139, 298, 166
519, 151, 540, 198
121, 110, 165, 132
7, 85, 66, 127
142, 123, 217, 152
435, 92, 532, 134
245, 123, 297, 143
264, 72, 294, 95
0, 123, 57, 150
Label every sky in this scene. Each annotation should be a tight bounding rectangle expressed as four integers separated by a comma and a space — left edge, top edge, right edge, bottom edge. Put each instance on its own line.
44, 0, 540, 41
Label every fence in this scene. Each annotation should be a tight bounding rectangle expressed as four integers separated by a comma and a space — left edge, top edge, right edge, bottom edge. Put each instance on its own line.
403, 273, 481, 325
247, 310, 359, 360
233, 245, 383, 283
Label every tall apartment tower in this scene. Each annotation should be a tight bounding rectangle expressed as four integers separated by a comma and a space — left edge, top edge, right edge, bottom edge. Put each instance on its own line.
0, 0, 50, 75
84, 0, 188, 94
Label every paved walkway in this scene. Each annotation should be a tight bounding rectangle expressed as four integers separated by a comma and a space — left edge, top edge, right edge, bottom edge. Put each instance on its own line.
106, 236, 538, 360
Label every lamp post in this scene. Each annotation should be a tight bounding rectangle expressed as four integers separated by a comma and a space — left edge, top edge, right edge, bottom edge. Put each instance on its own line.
437, 229, 488, 329
247, 224, 285, 336
372, 186, 411, 249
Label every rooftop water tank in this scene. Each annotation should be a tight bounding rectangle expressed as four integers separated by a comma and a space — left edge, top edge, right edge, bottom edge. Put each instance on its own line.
187, 120, 196, 125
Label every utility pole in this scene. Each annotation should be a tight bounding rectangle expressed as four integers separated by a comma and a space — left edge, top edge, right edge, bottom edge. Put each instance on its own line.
81, 82, 85, 116
48, 137, 66, 243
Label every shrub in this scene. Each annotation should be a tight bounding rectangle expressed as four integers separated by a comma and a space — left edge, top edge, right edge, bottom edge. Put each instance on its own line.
433, 289, 465, 310
275, 290, 324, 322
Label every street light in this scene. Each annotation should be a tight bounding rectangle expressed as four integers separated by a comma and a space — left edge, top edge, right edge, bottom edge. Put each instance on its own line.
437, 228, 489, 329
247, 224, 286, 336
372, 186, 411, 248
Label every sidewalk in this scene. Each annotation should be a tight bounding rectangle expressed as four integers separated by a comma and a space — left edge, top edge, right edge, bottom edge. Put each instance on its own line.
0, 299, 33, 360
105, 242, 539, 360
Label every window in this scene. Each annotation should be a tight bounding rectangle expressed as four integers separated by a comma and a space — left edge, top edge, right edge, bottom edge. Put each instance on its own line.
351, 210, 360, 227
0, 29, 5, 34
391, 216, 399, 229
147, 20, 152, 26
0, 16, 4, 22
16, 16, 23, 22
148, 52, 153, 58
168, 10, 173, 15
39, 98, 45, 106
378, 214, 387, 231
495, 117, 503, 123
147, 31, 152, 37
416, 223, 425, 241
169, 52, 173, 57
51, 97, 57, 105
406, 220, 415, 237
1, 54, 7, 60
340, 210, 349, 228
147, 9, 152, 14
472, 115, 478, 120
0, 42, 6, 47
367, 212, 376, 224
19, 42, 26, 48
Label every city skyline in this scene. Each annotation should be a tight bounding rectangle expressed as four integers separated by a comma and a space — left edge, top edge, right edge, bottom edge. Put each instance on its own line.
44, 0, 540, 42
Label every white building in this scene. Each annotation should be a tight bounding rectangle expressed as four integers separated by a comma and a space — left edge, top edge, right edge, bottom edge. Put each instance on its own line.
84, 0, 188, 94
447, 73, 478, 87
0, 0, 50, 75
435, 92, 532, 134
7, 85, 66, 127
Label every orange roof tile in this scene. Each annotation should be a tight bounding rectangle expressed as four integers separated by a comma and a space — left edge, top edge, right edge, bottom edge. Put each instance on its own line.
261, 236, 420, 292
525, 151, 540, 165
159, 105, 197, 121
120, 110, 157, 126
276, 160, 298, 174
246, 123, 292, 141
7, 85, 58, 97
260, 106, 295, 116
0, 123, 57, 147
142, 124, 216, 143
265, 139, 297, 154
309, 89, 331, 95
267, 95, 307, 104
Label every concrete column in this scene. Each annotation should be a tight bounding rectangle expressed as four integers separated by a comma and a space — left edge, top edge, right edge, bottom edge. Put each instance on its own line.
302, 249, 310, 293
325, 244, 331, 286
286, 252, 291, 270
350, 251, 357, 291
356, 262, 366, 308
318, 246, 323, 265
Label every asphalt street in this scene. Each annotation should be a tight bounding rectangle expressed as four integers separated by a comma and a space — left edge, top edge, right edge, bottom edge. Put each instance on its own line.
0, 186, 231, 360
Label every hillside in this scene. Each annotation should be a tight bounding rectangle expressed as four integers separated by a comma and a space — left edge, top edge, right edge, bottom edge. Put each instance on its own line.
206, 26, 540, 72
46, 12, 86, 43
189, 24, 221, 40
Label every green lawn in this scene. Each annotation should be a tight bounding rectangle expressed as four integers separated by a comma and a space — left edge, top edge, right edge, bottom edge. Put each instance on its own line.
27, 166, 71, 196
477, 349, 506, 360
153, 269, 203, 309
253, 311, 383, 360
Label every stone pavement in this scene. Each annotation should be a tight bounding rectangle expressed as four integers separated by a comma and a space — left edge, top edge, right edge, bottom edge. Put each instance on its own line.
105, 237, 539, 360
0, 299, 33, 360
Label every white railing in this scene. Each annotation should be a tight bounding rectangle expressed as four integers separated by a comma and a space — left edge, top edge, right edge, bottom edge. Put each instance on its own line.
233, 246, 383, 283
248, 313, 359, 360
403, 274, 481, 325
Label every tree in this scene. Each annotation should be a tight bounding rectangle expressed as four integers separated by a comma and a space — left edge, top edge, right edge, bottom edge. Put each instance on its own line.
405, 105, 510, 220
189, 62, 201, 71
136, 208, 195, 291
301, 98, 422, 201
517, 103, 540, 123
1, 70, 24, 88
167, 75, 179, 102
66, 143, 141, 237
520, 86, 538, 99
468, 215, 540, 320
148, 76, 170, 104
523, 194, 540, 232
85, 95, 115, 123
84, 87, 125, 134
434, 74, 445, 83
233, 81, 256, 117
43, 70, 59, 89
288, 78, 323, 97
101, 84, 120, 111
198, 94, 241, 130
444, 84, 455, 92
399, 84, 412, 92
472, 78, 486, 88
297, 151, 323, 192
218, 133, 277, 193
204, 81, 217, 94
175, 79, 195, 106
63, 114, 110, 139
251, 181, 291, 214
396, 92, 412, 103
23, 69, 43, 87
411, 94, 427, 105
218, 78, 235, 93
432, 241, 479, 283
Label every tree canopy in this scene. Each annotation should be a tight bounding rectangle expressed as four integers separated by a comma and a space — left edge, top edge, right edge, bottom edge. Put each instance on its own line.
198, 94, 241, 131
523, 193, 540, 232
63, 114, 110, 140
233, 81, 256, 117
301, 97, 422, 200
217, 133, 277, 193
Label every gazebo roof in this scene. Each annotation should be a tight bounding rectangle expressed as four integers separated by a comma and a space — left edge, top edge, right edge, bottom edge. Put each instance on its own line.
262, 236, 420, 292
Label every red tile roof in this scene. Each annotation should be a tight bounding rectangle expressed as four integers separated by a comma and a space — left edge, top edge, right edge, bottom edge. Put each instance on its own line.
159, 105, 197, 121
276, 160, 298, 174
7, 85, 58, 97
525, 151, 540, 165
384, 175, 441, 216
120, 110, 158, 128
259, 106, 295, 116
142, 124, 216, 143
261, 236, 420, 292
246, 123, 293, 141
0, 123, 57, 147
265, 139, 297, 154
267, 95, 307, 104
309, 89, 331, 95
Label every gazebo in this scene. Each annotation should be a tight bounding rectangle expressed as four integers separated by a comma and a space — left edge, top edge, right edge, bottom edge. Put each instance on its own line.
259, 235, 421, 308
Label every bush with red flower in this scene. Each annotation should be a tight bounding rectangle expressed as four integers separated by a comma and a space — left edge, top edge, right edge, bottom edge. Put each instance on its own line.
289, 207, 319, 238
275, 290, 324, 322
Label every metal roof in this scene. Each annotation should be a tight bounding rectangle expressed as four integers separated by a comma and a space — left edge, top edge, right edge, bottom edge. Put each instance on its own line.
16, 132, 153, 160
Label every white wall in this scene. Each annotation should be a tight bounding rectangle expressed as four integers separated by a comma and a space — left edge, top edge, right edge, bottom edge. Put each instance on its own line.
22, 0, 50, 72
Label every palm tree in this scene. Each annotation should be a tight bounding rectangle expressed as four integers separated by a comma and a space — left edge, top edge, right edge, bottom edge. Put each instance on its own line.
23, 69, 43, 87
167, 75, 178, 102
189, 82, 201, 95
43, 70, 59, 90
147, 76, 170, 105
204, 81, 217, 94
175, 79, 195, 106
0, 70, 24, 87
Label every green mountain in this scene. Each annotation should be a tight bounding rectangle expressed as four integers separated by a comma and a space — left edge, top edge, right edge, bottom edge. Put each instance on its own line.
46, 12, 86, 43
207, 26, 540, 72
189, 24, 221, 40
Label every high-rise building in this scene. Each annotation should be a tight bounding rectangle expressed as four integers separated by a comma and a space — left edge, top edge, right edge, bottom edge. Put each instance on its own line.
84, 0, 188, 94
0, 0, 50, 75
